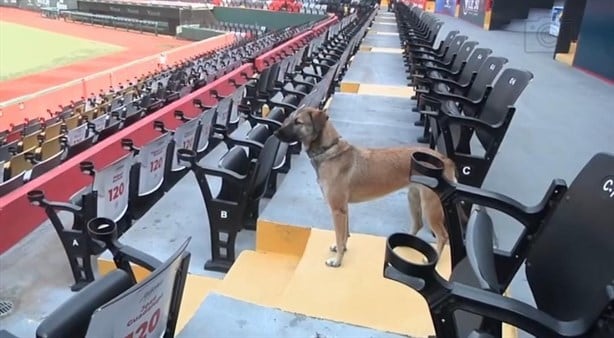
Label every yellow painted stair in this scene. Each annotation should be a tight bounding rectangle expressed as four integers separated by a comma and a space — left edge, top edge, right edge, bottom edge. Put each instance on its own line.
97, 220, 516, 337
215, 250, 300, 308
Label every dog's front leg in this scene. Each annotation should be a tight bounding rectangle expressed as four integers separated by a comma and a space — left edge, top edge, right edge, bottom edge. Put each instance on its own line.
326, 205, 348, 268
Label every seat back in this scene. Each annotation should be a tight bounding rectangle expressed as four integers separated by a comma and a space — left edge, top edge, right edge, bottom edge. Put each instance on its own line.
217, 146, 251, 201
249, 135, 281, 199
215, 96, 233, 127
196, 108, 217, 153
449, 41, 479, 74
465, 56, 508, 103
136, 132, 172, 197
0, 170, 25, 196
476, 68, 533, 148
246, 124, 271, 145
526, 152, 614, 322
441, 35, 468, 65
30, 152, 64, 181
266, 62, 282, 93
92, 153, 132, 222
256, 66, 272, 95
35, 269, 134, 338
170, 118, 200, 172
455, 48, 492, 88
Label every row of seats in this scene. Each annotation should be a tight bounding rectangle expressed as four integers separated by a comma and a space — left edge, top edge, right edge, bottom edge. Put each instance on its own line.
0, 11, 369, 338
204, 21, 267, 36
383, 4, 614, 338
0, 26, 311, 197
60, 11, 169, 34
22, 15, 345, 291
212, 0, 329, 14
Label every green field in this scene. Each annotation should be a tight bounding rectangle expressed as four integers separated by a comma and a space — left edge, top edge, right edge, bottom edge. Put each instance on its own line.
0, 21, 123, 81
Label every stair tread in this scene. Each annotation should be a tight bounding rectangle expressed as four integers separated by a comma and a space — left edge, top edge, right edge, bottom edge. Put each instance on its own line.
176, 275, 222, 333
216, 250, 300, 307
276, 229, 451, 337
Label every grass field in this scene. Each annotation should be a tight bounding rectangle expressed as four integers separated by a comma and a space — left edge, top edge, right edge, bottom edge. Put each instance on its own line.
0, 21, 124, 81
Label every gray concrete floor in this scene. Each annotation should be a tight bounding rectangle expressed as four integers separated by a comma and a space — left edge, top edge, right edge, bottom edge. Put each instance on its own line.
178, 293, 411, 338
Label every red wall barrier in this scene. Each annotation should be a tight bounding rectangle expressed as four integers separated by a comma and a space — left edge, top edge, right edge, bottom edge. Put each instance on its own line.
0, 64, 254, 254
0, 34, 236, 130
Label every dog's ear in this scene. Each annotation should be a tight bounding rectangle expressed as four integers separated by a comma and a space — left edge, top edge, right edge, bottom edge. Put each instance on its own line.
310, 108, 329, 133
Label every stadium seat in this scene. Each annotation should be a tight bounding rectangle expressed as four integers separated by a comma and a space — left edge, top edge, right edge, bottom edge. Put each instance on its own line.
385, 152, 614, 338
177, 134, 281, 272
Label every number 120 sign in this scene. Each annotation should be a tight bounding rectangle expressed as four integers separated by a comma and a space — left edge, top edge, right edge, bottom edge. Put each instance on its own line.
93, 154, 132, 222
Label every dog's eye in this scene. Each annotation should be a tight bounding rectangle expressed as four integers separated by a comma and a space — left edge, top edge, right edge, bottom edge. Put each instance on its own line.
294, 119, 302, 125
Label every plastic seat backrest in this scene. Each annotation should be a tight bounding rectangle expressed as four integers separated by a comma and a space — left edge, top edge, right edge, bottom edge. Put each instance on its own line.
440, 35, 468, 65
249, 135, 280, 199
30, 152, 63, 181
526, 152, 614, 322
447, 41, 479, 74
476, 68, 533, 148
216, 147, 251, 201
246, 124, 270, 145
454, 48, 492, 89
35, 269, 134, 338
464, 56, 507, 103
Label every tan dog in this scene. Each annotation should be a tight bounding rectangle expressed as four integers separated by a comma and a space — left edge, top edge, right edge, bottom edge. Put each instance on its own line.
274, 107, 457, 267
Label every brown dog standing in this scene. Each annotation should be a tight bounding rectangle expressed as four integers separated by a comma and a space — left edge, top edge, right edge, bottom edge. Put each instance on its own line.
275, 107, 457, 267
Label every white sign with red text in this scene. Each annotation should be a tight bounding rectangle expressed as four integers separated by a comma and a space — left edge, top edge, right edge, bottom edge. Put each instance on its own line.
171, 118, 199, 172
85, 238, 190, 338
67, 123, 88, 146
197, 108, 216, 152
138, 132, 171, 196
93, 154, 132, 222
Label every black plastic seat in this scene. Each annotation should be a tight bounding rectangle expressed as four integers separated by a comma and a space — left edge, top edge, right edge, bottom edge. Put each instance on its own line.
177, 134, 281, 272
386, 152, 614, 338
416, 54, 508, 144
424, 68, 534, 188
26, 154, 133, 291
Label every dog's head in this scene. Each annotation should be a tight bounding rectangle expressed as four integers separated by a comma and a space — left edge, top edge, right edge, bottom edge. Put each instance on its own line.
275, 107, 329, 144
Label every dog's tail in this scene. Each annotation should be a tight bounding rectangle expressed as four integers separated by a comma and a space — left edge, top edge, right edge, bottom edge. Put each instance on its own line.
441, 156, 458, 183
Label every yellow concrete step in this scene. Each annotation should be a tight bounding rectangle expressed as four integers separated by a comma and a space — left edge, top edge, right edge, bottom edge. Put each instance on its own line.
215, 250, 300, 308
276, 228, 451, 338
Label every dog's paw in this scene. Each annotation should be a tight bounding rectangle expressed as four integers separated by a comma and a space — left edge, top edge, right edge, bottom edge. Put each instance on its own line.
325, 257, 342, 268
329, 244, 347, 253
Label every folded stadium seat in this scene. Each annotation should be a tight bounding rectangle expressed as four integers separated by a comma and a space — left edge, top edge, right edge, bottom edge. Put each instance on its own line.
0, 140, 18, 163
1, 151, 31, 195
29, 136, 65, 181
416, 54, 508, 144
17, 130, 42, 154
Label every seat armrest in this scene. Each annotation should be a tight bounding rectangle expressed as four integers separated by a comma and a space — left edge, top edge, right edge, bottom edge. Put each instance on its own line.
410, 177, 568, 231
449, 283, 597, 337
223, 137, 263, 152
281, 87, 307, 98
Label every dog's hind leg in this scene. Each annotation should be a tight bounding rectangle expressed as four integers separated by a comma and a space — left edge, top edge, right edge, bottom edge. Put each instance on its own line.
408, 185, 423, 236
422, 189, 448, 259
